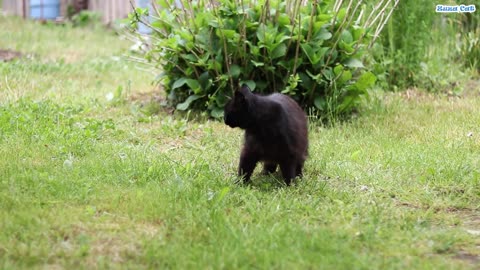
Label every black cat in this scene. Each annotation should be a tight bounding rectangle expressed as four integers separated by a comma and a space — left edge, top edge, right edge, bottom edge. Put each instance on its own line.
224, 85, 308, 185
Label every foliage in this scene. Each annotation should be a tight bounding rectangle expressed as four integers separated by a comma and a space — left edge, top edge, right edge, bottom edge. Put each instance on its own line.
129, 0, 387, 120
71, 10, 102, 28
456, 12, 480, 72
377, 0, 436, 89
378, 0, 479, 91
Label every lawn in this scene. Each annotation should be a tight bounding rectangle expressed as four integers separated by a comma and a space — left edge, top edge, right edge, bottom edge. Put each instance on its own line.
0, 15, 479, 269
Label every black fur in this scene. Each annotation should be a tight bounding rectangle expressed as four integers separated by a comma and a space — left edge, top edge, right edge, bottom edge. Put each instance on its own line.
224, 85, 308, 185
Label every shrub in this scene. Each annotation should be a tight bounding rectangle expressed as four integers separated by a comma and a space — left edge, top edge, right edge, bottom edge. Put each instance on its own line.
377, 0, 436, 90
130, 0, 395, 120
379, 0, 479, 91
71, 10, 102, 28
457, 12, 479, 72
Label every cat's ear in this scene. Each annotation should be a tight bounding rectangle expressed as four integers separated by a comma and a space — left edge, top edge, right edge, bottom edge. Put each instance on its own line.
235, 84, 252, 101
239, 84, 252, 95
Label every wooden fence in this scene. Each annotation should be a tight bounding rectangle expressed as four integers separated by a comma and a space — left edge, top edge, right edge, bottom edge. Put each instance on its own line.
2, 0, 28, 18
88, 0, 131, 25
2, 0, 135, 24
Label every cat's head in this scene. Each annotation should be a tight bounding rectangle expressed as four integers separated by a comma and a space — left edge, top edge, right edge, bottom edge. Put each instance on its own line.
224, 85, 254, 129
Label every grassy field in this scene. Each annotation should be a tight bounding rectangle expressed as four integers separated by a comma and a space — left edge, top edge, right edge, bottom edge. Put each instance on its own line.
1, 15, 479, 269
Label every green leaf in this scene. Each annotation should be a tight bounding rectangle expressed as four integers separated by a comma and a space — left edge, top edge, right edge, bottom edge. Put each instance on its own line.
336, 8, 347, 22
210, 106, 224, 119
172, 78, 187, 89
354, 71, 377, 91
198, 72, 212, 90
256, 23, 266, 43
343, 58, 364, 68
215, 93, 229, 107
333, 64, 352, 84
208, 59, 222, 72
176, 95, 203, 110
333, 64, 344, 76
322, 68, 334, 81
314, 96, 326, 110
181, 54, 197, 62
241, 80, 256, 91
277, 14, 290, 26
338, 95, 355, 113
229, 65, 241, 78
298, 72, 313, 90
315, 28, 332, 41
352, 26, 365, 41
318, 14, 332, 22
186, 79, 202, 94
340, 30, 353, 43
275, 33, 291, 44
339, 41, 354, 54
301, 43, 318, 65
219, 29, 236, 39
306, 70, 322, 83
339, 70, 352, 85
271, 43, 287, 59
251, 60, 265, 67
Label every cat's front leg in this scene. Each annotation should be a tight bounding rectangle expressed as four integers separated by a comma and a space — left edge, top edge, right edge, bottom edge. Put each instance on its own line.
238, 148, 258, 183
280, 162, 296, 185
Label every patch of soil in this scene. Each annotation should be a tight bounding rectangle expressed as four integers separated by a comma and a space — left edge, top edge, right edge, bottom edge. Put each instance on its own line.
129, 91, 174, 115
454, 250, 480, 265
0, 49, 22, 62
461, 79, 480, 97
129, 91, 164, 104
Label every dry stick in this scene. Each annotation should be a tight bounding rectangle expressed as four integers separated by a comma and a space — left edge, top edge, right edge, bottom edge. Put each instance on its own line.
316, 0, 362, 104
306, 0, 318, 42
324, 0, 361, 67
292, 10, 302, 76
281, 0, 299, 87
128, 0, 196, 79
339, 0, 363, 42
350, 0, 389, 55
263, 0, 277, 92
258, 1, 267, 84
366, 0, 393, 29
362, 0, 386, 28
241, 0, 248, 68
209, 0, 234, 92
355, 8, 364, 26
174, 0, 201, 79
333, 0, 343, 12
369, 0, 399, 48
128, 0, 167, 37
351, 0, 397, 55
285, 0, 300, 50
150, 0, 161, 17
208, 27, 221, 79
331, 0, 344, 32
330, 0, 355, 40
186, 0, 196, 31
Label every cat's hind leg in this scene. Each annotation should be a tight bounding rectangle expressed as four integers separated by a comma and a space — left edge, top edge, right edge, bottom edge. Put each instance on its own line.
295, 161, 304, 177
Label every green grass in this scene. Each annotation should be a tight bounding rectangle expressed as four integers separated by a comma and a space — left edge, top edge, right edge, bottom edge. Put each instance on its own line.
1, 15, 479, 269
